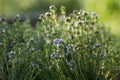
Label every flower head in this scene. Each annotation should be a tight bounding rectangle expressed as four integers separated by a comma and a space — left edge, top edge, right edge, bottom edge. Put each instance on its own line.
49, 5, 56, 10
45, 12, 52, 17
51, 52, 57, 59
53, 38, 65, 47
0, 43, 3, 46
68, 60, 75, 67
1, 28, 6, 33
66, 44, 73, 54
29, 47, 35, 52
8, 51, 15, 58
82, 11, 89, 16
0, 17, 5, 22
75, 20, 84, 27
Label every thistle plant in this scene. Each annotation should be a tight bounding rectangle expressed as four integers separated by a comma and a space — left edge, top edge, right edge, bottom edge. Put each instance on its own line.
0, 5, 119, 80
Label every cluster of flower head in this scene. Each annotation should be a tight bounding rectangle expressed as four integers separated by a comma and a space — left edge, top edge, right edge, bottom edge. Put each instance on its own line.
0, 5, 115, 80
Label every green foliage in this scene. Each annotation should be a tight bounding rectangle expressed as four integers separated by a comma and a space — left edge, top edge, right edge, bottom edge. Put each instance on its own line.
0, 5, 118, 80
0, 0, 83, 15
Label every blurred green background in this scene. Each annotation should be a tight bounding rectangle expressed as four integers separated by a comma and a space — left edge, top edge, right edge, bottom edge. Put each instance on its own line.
0, 0, 120, 37
84, 0, 120, 37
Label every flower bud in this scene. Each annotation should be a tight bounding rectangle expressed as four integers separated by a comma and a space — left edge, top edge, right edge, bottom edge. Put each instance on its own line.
0, 17, 5, 22
73, 10, 78, 15
49, 5, 56, 11
65, 17, 71, 22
